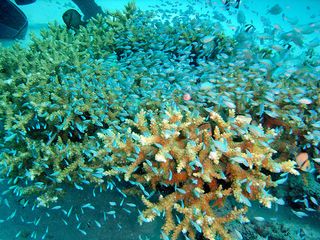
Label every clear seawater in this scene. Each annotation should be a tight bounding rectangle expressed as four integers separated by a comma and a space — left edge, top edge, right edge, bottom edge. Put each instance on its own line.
0, 0, 320, 239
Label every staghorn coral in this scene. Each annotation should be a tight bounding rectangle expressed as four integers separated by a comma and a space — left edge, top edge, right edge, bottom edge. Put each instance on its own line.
97, 106, 299, 239
0, 2, 240, 207
0, 2, 317, 239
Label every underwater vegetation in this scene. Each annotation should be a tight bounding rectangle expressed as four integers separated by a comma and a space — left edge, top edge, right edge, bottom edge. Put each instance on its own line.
0, 1, 319, 239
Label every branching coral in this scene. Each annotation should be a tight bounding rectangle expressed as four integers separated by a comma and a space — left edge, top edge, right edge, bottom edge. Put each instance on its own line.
97, 106, 299, 239
0, 2, 317, 239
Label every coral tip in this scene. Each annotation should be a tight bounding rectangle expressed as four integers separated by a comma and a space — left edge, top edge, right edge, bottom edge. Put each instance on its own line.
183, 93, 191, 101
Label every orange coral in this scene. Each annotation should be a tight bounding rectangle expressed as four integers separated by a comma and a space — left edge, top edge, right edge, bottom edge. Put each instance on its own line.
98, 107, 299, 240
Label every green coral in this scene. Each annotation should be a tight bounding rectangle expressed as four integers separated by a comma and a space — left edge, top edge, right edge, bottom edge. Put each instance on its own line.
0, 2, 237, 207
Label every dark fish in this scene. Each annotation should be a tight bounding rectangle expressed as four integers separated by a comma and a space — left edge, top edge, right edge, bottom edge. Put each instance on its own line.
306, 48, 314, 58
224, 0, 231, 10
267, 4, 283, 15
62, 9, 86, 30
245, 24, 256, 33
235, 0, 241, 9
283, 43, 292, 50
15, 0, 36, 5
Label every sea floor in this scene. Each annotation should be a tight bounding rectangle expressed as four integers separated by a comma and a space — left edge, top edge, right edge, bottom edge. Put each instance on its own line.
1, 181, 320, 240
1, 0, 320, 239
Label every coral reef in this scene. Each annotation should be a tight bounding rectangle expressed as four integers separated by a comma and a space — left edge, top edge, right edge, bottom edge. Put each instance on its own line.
0, 1, 319, 239
98, 106, 298, 239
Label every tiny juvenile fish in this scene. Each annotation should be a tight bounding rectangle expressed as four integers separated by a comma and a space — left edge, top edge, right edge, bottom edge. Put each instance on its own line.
15, 230, 21, 238
126, 203, 137, 208
310, 196, 318, 206
291, 209, 308, 218
78, 229, 87, 235
235, 0, 241, 9
224, 0, 231, 10
7, 210, 17, 220
95, 220, 102, 228
254, 216, 265, 222
81, 203, 95, 210
51, 205, 62, 210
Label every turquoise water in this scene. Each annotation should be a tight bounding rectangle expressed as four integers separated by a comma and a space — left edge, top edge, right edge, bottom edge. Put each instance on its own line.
1, 0, 320, 239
